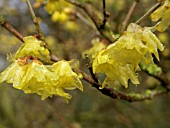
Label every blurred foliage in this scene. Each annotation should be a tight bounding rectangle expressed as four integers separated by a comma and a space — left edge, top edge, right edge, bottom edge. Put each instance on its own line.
0, 0, 170, 128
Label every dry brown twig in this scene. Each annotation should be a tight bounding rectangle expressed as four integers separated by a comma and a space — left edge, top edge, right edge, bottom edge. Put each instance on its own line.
120, 0, 140, 32
136, 2, 162, 24
65, 0, 113, 43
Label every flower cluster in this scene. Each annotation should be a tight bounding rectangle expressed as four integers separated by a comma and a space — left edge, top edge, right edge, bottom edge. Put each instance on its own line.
36, 0, 78, 31
92, 23, 164, 88
151, 0, 170, 32
0, 36, 83, 100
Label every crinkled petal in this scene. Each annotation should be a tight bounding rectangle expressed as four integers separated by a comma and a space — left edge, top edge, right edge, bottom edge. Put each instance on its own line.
52, 60, 83, 91
0, 60, 21, 84
15, 36, 50, 62
92, 23, 164, 88
157, 9, 170, 32
151, 0, 170, 32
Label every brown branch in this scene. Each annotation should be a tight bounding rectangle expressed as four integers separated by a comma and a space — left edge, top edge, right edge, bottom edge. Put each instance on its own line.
25, 0, 45, 42
99, 0, 109, 30
84, 55, 99, 83
136, 2, 162, 24
0, 16, 60, 61
75, 11, 95, 29
46, 100, 74, 128
65, 0, 100, 29
101, 88, 167, 102
88, 67, 99, 83
0, 14, 24, 42
120, 0, 139, 32
144, 70, 170, 91
65, 0, 113, 44
75, 69, 169, 102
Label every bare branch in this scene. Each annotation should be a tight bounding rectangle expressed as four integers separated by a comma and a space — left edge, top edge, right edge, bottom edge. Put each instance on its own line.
99, 0, 109, 30
0, 17, 61, 62
46, 101, 74, 128
120, 1, 139, 32
0, 14, 24, 42
143, 70, 170, 91
65, 0, 113, 43
25, 0, 45, 42
136, 2, 161, 24
75, 11, 95, 29
75, 68, 169, 102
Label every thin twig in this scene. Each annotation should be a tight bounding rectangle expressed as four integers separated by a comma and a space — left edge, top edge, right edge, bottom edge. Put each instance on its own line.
75, 11, 95, 29
0, 14, 24, 42
144, 70, 170, 91
75, 68, 169, 102
120, 1, 139, 32
25, 0, 45, 42
65, 0, 113, 43
88, 67, 99, 83
136, 2, 161, 24
47, 101, 74, 128
99, 0, 109, 30
84, 55, 99, 83
0, 16, 60, 61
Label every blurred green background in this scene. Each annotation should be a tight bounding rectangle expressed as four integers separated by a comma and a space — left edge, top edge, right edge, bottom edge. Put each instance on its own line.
0, 0, 170, 128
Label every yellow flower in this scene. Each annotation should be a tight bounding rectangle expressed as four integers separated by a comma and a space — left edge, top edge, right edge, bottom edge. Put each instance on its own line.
44, 0, 78, 31
15, 36, 51, 62
0, 60, 25, 84
0, 59, 83, 100
18, 60, 80, 100
142, 27, 164, 60
92, 23, 164, 88
45, 0, 72, 14
51, 11, 69, 22
64, 21, 79, 31
151, 0, 170, 32
45, 0, 61, 14
93, 47, 140, 88
51, 60, 83, 91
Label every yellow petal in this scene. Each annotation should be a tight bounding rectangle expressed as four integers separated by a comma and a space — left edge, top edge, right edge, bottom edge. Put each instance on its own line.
151, 0, 170, 32
52, 60, 83, 91
15, 36, 50, 62
157, 9, 170, 32
0, 60, 21, 84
